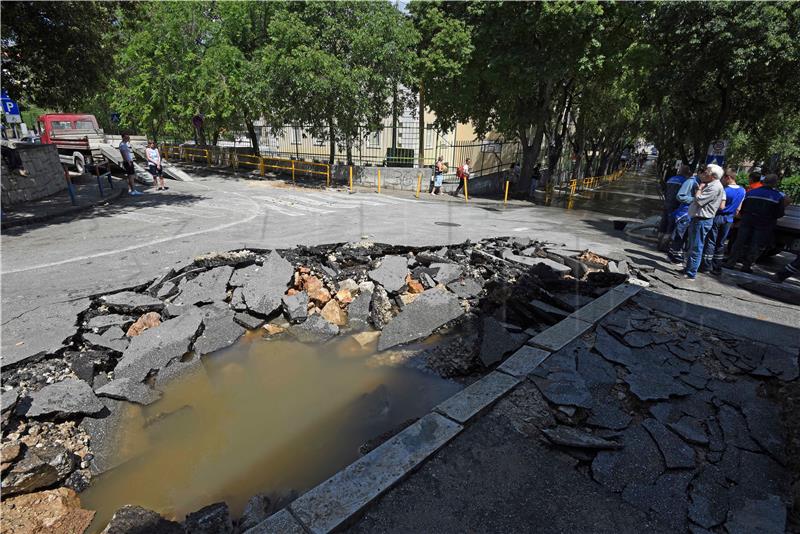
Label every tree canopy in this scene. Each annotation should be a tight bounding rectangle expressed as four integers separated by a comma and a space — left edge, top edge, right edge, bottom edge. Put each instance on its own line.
3, 0, 799, 176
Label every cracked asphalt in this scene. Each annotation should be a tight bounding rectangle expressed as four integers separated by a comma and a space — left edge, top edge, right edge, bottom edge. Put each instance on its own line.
2, 169, 798, 368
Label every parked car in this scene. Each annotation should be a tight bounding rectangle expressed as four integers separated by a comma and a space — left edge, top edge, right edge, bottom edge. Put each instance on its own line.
18, 134, 41, 144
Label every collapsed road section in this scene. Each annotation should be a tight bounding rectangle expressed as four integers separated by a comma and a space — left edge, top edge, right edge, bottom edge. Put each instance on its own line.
0, 238, 642, 532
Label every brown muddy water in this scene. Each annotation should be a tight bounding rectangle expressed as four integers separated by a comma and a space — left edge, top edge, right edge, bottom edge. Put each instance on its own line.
80, 330, 462, 531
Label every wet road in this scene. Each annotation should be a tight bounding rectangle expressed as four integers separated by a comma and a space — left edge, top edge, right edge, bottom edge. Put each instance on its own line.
549, 164, 664, 220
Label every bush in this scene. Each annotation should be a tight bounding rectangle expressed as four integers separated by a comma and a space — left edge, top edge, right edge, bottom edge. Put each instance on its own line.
780, 174, 800, 204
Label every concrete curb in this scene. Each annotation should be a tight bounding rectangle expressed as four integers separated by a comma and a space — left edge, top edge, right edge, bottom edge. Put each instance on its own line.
1, 185, 125, 229
247, 282, 642, 533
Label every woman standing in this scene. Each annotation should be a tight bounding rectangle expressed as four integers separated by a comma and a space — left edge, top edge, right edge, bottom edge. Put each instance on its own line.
146, 140, 167, 191
432, 155, 447, 195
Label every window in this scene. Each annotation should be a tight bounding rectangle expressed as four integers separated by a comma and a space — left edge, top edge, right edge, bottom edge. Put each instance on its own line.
290, 126, 301, 145
313, 133, 326, 146
51, 121, 72, 130
425, 128, 434, 149
75, 120, 95, 129
367, 131, 381, 148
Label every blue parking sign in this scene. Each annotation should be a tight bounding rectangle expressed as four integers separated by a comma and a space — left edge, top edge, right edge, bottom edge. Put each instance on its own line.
2, 98, 20, 116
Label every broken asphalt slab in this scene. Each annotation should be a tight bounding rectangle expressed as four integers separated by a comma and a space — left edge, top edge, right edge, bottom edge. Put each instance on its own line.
377, 287, 464, 351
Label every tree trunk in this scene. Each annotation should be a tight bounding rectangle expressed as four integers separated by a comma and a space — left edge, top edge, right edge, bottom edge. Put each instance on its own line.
245, 119, 259, 156
328, 116, 335, 164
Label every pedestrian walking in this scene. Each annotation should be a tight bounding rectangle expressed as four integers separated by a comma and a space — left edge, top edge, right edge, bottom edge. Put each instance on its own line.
119, 134, 140, 195
700, 170, 745, 274
431, 155, 447, 195
454, 158, 471, 196
146, 140, 168, 191
724, 174, 785, 273
658, 164, 692, 251
683, 164, 726, 280
772, 253, 800, 283
667, 167, 701, 264
529, 164, 541, 203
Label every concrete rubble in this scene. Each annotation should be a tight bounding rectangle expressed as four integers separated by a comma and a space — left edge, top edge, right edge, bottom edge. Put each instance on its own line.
0, 239, 668, 532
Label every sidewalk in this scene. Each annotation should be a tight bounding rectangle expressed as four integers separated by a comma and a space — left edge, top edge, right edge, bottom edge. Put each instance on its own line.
1, 174, 128, 229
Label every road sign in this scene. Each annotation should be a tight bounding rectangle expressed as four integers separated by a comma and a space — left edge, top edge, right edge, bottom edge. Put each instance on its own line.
1, 96, 21, 123
705, 139, 729, 166
480, 141, 501, 153
110, 112, 121, 124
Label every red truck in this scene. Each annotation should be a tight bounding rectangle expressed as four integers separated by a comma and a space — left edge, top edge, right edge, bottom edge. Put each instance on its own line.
36, 113, 107, 173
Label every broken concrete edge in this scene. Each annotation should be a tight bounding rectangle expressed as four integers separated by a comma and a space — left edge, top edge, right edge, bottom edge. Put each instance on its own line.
567, 283, 642, 324
433, 371, 521, 424
248, 282, 637, 533
280, 413, 463, 534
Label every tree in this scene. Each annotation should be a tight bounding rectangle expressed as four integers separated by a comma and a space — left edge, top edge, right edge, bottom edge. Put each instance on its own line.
262, 1, 418, 163
410, 1, 608, 186
1, 1, 127, 109
639, 2, 800, 172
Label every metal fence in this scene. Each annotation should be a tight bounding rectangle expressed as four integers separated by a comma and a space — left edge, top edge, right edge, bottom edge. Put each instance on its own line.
176, 123, 522, 178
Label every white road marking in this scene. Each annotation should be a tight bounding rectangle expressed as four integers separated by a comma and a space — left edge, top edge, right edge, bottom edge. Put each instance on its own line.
252, 196, 334, 214
115, 212, 179, 223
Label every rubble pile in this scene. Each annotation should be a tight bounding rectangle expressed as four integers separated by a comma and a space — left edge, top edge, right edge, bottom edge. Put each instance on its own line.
1, 237, 638, 532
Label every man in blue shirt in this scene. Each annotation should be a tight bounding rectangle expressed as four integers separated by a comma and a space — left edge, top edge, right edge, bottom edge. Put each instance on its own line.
723, 174, 785, 273
701, 170, 745, 274
667, 167, 701, 264
658, 164, 692, 251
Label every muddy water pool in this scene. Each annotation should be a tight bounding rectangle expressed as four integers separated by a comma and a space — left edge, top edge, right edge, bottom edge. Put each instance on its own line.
80, 330, 462, 530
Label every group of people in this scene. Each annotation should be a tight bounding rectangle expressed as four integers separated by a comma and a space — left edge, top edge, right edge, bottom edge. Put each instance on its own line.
118, 134, 168, 195
659, 163, 794, 282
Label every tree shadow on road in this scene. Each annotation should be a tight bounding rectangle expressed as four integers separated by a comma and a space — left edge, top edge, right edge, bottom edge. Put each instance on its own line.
2, 190, 209, 237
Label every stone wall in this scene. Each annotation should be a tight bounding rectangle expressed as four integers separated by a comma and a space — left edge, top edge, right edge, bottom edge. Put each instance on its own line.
1, 144, 66, 206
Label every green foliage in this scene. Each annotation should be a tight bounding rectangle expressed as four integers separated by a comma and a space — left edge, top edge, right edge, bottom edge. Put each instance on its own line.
1, 1, 128, 109
262, 1, 418, 161
780, 175, 800, 204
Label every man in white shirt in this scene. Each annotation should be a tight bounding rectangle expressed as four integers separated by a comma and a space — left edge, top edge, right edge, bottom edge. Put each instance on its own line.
118, 134, 140, 195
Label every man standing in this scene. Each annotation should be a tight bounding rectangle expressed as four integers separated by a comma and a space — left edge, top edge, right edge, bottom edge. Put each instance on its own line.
724, 174, 785, 273
667, 167, 701, 264
528, 164, 541, 204
746, 168, 764, 192
658, 164, 692, 251
683, 164, 726, 280
454, 158, 471, 197
119, 134, 140, 195
701, 171, 745, 274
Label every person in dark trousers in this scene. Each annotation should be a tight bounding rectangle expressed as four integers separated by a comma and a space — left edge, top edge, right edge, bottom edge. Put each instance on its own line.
454, 158, 471, 196
724, 174, 785, 273
658, 164, 692, 251
529, 164, 541, 203
773, 254, 800, 283
667, 166, 702, 264
701, 171, 745, 274
119, 134, 140, 195
683, 164, 726, 280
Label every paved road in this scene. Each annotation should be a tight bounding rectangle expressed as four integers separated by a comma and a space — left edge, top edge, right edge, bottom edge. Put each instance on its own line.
2, 169, 798, 367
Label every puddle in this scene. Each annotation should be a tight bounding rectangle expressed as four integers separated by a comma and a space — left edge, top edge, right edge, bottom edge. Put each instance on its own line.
80, 330, 461, 531
548, 172, 664, 220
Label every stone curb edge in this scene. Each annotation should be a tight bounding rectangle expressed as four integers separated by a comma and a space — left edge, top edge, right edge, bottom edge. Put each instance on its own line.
245, 283, 643, 534
1, 184, 125, 229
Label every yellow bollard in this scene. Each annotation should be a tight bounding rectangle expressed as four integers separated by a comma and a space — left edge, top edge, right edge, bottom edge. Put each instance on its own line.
291, 160, 296, 185
464, 177, 469, 203
259, 158, 265, 177
206, 149, 212, 166
326, 164, 330, 188
416, 173, 422, 198
503, 179, 510, 206
349, 165, 353, 192
377, 169, 381, 194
